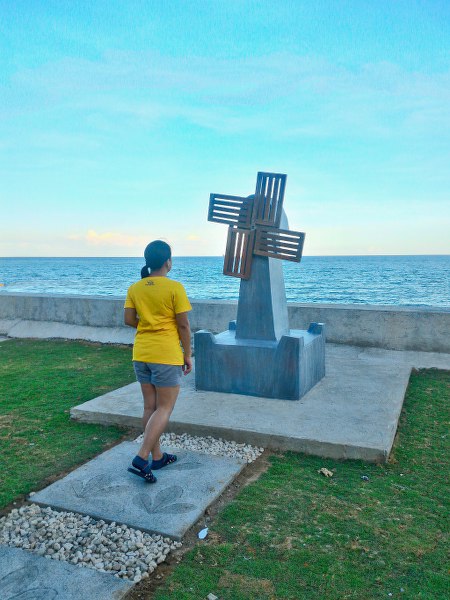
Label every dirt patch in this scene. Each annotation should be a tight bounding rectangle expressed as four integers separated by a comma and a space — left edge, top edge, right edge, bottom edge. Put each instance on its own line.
125, 451, 271, 600
0, 413, 15, 439
218, 572, 276, 597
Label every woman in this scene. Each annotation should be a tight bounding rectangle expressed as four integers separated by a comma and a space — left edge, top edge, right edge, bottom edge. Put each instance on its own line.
124, 240, 192, 483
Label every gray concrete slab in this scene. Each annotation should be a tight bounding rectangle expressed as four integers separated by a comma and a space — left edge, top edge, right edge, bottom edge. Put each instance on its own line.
71, 345, 450, 463
0, 319, 134, 344
0, 545, 132, 599
31, 442, 245, 540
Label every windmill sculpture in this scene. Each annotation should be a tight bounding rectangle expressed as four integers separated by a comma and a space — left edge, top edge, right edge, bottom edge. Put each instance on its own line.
195, 171, 325, 400
209, 172, 304, 280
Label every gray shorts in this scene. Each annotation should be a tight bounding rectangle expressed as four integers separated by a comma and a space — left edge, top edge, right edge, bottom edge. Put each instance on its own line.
133, 361, 182, 387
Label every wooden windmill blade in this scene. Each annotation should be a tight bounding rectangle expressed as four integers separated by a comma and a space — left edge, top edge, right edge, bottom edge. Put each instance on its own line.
254, 227, 305, 262
252, 172, 287, 228
223, 227, 255, 279
208, 194, 253, 228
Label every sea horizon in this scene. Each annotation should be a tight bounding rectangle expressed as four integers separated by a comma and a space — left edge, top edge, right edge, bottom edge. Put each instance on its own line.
1, 253, 449, 259
1, 255, 448, 308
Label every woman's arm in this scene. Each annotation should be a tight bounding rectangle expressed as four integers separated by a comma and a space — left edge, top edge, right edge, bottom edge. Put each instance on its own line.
124, 307, 139, 328
175, 311, 192, 374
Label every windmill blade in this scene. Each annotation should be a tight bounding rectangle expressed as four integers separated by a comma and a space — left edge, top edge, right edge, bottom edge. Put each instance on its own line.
208, 194, 253, 228
254, 227, 305, 262
223, 227, 255, 279
253, 172, 286, 228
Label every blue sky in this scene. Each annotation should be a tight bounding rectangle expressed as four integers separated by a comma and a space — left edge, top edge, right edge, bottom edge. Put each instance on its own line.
1, 0, 449, 256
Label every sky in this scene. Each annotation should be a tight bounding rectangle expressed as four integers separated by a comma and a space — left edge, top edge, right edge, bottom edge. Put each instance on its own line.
0, 0, 449, 257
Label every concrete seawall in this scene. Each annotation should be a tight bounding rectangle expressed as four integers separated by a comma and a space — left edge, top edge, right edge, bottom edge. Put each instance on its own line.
0, 292, 449, 353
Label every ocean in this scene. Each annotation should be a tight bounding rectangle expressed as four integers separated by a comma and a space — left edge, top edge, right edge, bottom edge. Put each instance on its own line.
0, 256, 449, 308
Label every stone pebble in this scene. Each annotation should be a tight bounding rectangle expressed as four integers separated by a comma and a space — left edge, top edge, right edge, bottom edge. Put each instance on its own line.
0, 504, 181, 582
134, 432, 265, 463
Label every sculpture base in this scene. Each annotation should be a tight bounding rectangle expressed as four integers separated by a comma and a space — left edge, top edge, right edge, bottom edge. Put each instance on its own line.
194, 323, 325, 400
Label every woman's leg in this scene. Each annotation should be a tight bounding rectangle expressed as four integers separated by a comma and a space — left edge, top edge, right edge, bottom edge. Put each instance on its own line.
140, 383, 161, 459
141, 383, 156, 429
137, 385, 180, 462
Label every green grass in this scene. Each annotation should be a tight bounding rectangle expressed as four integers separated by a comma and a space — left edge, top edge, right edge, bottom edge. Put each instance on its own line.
155, 369, 450, 600
0, 339, 135, 508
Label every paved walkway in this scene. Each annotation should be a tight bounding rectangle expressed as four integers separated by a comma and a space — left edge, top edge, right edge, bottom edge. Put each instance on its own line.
72, 344, 450, 462
32, 442, 245, 540
0, 547, 132, 599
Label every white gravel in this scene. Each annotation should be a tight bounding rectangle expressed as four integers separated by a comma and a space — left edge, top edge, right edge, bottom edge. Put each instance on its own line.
134, 432, 264, 463
0, 504, 181, 583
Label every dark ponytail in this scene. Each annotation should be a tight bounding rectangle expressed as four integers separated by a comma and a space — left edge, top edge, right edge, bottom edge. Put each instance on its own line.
141, 240, 172, 278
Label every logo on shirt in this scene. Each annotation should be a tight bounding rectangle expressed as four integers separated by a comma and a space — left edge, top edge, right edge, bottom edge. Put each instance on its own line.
145, 280, 155, 286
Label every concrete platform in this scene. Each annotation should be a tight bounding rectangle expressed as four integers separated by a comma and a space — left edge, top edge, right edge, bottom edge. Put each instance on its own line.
71, 345, 450, 463
0, 546, 132, 599
31, 442, 245, 540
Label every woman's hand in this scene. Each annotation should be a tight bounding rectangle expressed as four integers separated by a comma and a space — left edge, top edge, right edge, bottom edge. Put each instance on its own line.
176, 312, 192, 374
183, 356, 193, 375
124, 308, 139, 328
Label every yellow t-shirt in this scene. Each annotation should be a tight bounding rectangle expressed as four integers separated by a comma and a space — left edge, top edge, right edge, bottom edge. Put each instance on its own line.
124, 277, 192, 365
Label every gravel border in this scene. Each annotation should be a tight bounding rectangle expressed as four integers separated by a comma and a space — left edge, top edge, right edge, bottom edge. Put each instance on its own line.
0, 504, 181, 583
134, 432, 264, 463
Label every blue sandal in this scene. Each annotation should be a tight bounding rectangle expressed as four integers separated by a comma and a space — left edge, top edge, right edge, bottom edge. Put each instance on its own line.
127, 455, 157, 483
151, 452, 177, 470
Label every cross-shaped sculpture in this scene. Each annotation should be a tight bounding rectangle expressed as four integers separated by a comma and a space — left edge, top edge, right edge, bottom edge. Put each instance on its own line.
208, 172, 305, 280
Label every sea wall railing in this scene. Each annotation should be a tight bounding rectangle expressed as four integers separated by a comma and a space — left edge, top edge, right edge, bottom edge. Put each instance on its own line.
0, 292, 449, 353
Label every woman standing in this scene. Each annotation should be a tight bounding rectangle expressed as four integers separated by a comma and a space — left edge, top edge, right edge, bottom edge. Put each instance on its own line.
124, 240, 192, 483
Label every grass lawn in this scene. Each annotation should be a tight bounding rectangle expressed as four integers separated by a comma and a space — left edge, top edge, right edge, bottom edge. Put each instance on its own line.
0, 339, 135, 509
154, 369, 449, 600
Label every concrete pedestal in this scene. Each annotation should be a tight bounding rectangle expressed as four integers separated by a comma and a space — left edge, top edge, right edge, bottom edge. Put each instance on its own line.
195, 322, 325, 400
